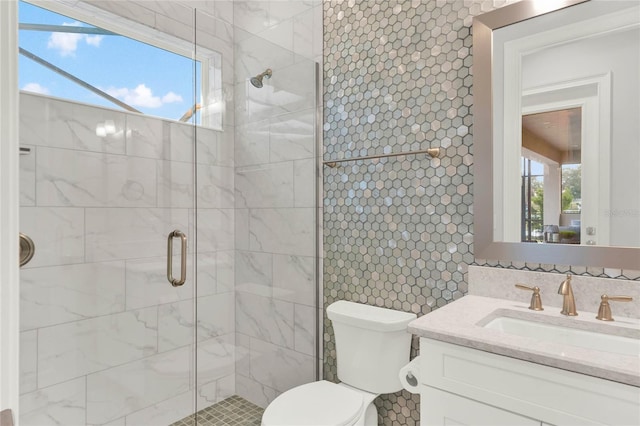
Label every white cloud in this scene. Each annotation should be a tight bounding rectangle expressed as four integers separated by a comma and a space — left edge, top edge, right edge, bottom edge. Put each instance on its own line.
106, 84, 184, 109
162, 92, 183, 104
22, 83, 50, 95
47, 22, 103, 57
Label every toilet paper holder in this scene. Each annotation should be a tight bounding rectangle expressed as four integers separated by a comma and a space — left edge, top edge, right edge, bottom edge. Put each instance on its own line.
405, 371, 418, 387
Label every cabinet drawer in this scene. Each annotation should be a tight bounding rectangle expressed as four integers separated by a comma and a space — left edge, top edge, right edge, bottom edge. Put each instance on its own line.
421, 386, 540, 426
420, 338, 640, 426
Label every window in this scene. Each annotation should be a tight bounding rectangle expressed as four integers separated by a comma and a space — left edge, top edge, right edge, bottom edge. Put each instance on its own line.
521, 157, 545, 242
18, 0, 221, 128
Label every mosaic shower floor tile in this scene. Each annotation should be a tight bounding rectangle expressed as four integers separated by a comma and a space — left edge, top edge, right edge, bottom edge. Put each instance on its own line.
170, 395, 263, 426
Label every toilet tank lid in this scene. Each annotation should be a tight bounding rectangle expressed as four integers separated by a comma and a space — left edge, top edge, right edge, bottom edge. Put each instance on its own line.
327, 300, 417, 332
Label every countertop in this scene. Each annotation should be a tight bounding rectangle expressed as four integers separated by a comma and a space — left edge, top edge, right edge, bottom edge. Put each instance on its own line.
408, 295, 640, 387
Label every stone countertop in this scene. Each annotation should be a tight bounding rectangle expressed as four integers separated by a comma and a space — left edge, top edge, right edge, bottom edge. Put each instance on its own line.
408, 295, 640, 387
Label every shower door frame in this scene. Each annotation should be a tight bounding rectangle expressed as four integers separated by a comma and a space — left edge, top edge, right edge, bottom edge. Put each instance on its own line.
0, 0, 20, 418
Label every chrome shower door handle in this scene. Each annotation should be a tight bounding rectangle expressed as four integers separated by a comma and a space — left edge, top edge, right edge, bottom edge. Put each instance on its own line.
167, 230, 187, 287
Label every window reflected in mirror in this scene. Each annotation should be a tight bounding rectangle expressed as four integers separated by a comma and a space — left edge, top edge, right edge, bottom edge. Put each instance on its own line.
521, 108, 582, 245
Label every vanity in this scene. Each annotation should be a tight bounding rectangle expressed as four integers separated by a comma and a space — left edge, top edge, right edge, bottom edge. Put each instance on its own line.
407, 268, 640, 426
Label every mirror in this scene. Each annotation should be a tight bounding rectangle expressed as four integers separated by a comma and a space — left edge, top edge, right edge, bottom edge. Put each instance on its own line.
473, 0, 640, 269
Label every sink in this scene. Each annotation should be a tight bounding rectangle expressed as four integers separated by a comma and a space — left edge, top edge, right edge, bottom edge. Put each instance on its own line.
484, 316, 640, 357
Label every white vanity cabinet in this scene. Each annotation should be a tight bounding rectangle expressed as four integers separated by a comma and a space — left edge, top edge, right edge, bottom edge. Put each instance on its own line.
419, 338, 640, 426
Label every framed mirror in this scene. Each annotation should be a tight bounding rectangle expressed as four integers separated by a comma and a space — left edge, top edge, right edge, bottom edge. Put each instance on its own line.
473, 0, 640, 269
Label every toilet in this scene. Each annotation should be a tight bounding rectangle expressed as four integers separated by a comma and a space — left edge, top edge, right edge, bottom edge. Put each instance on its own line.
261, 300, 416, 426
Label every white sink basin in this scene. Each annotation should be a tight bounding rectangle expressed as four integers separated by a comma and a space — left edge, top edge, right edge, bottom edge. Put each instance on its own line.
484, 316, 640, 357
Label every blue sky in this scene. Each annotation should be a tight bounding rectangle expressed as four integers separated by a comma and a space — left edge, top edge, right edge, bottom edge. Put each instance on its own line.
18, 1, 200, 122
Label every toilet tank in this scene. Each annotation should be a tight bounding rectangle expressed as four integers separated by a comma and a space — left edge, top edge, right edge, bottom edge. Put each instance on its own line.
327, 300, 416, 394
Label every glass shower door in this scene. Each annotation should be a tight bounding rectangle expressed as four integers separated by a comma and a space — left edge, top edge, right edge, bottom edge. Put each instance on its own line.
17, 2, 200, 424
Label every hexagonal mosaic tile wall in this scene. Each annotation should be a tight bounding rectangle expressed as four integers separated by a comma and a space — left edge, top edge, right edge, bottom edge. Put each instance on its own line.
323, 1, 639, 425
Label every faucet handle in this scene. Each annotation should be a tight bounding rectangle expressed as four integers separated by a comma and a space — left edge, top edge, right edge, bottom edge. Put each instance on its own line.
596, 294, 633, 321
515, 284, 544, 311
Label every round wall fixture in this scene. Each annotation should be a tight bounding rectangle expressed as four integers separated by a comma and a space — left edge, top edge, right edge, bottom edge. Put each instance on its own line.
19, 233, 35, 267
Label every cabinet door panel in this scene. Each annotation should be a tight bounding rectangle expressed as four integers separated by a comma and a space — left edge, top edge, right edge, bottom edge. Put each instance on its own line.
421, 386, 540, 426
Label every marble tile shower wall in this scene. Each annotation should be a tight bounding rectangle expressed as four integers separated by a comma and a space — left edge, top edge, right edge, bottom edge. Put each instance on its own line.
18, 93, 235, 426
232, 0, 322, 407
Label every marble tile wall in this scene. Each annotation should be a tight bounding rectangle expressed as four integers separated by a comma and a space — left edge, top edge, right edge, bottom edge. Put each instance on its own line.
18, 2, 322, 422
18, 93, 235, 426
232, 1, 320, 408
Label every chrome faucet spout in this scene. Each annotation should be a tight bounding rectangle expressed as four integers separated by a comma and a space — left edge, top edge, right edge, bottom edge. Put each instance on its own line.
558, 274, 577, 316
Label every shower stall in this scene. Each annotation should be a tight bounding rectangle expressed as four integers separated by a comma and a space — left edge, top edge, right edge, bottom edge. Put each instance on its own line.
12, 1, 322, 424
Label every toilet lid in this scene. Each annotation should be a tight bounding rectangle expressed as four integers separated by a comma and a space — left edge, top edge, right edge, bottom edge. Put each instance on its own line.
262, 381, 364, 426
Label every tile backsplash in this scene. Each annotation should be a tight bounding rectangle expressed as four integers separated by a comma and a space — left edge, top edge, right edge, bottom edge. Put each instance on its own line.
322, 1, 638, 425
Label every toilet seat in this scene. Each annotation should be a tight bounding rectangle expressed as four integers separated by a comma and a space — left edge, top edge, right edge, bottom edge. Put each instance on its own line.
261, 381, 364, 426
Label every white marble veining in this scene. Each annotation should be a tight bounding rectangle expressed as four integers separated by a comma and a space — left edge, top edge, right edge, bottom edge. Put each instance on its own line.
168, 122, 196, 163
292, 8, 314, 58
235, 374, 279, 408
236, 251, 273, 297
125, 256, 195, 310
85, 208, 189, 261
20, 207, 85, 268
198, 164, 235, 208
235, 162, 294, 208
248, 337, 315, 393
293, 304, 316, 356
125, 113, 167, 160
38, 307, 158, 388
294, 158, 315, 208
156, 160, 194, 208
20, 331, 37, 395
249, 208, 314, 256
235, 333, 252, 379
157, 293, 234, 352
196, 334, 236, 385
213, 373, 236, 403
215, 250, 235, 293
235, 208, 250, 250
269, 109, 315, 162
21, 261, 126, 330
235, 30, 295, 88
20, 93, 126, 154
272, 254, 315, 306
235, 119, 270, 167
408, 295, 640, 386
232, 1, 270, 39
158, 299, 195, 352
36, 147, 157, 207
125, 390, 194, 426
258, 20, 294, 52
269, 0, 318, 24
86, 346, 191, 425
196, 252, 220, 297
196, 380, 218, 409
194, 208, 235, 252
20, 378, 86, 426
236, 292, 294, 348
197, 126, 235, 167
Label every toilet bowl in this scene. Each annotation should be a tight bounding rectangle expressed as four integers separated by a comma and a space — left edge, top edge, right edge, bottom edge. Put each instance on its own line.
261, 301, 416, 426
261, 381, 378, 426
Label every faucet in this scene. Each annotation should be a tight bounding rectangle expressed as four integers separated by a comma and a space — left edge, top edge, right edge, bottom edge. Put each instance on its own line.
558, 274, 578, 316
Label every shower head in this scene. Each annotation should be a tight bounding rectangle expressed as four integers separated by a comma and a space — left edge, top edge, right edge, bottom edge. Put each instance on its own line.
250, 68, 272, 88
